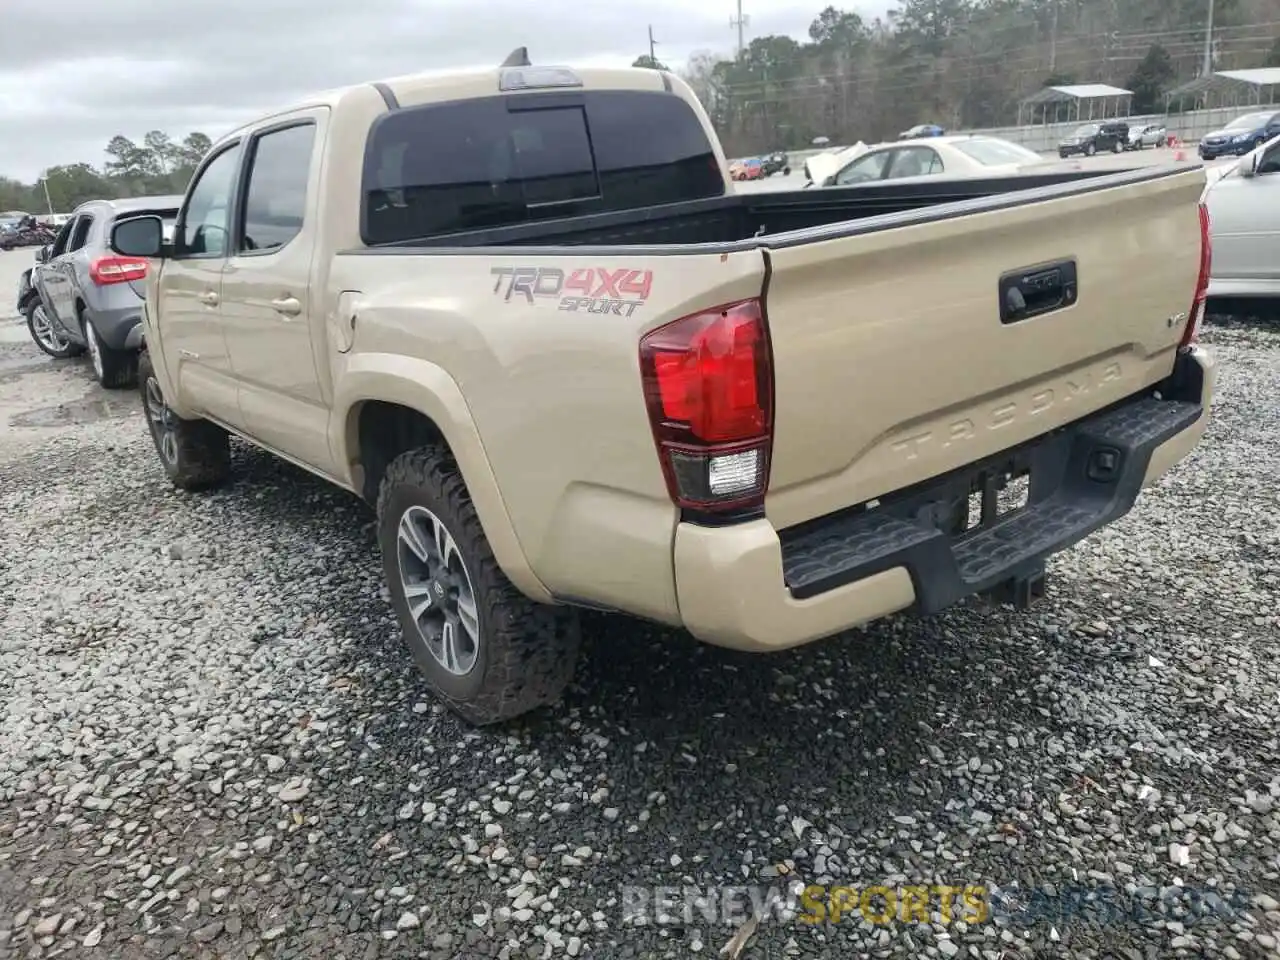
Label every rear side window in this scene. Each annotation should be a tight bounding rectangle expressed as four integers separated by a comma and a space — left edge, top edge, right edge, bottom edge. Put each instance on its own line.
240, 123, 316, 253
362, 90, 724, 244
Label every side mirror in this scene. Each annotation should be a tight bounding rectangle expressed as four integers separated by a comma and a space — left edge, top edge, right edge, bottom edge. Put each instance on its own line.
1237, 152, 1260, 179
823, 175, 837, 187
111, 215, 165, 258
34, 245, 50, 263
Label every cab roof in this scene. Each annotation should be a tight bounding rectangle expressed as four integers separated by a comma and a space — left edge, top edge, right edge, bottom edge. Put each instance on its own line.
224, 62, 671, 140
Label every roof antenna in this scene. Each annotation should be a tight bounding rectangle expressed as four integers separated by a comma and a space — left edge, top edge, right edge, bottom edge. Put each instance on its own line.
501, 47, 531, 68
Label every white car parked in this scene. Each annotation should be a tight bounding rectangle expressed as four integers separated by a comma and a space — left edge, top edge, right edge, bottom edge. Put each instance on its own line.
805, 135, 1080, 188
1202, 133, 1280, 302
802, 141, 869, 186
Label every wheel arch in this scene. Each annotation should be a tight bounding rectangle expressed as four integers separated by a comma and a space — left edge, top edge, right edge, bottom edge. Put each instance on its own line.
18, 284, 41, 313
334, 355, 551, 603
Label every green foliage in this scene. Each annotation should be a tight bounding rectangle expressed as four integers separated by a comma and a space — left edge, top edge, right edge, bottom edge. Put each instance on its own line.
808, 6, 869, 49
632, 55, 669, 71
1126, 44, 1176, 114
0, 131, 210, 214
663, 0, 1276, 156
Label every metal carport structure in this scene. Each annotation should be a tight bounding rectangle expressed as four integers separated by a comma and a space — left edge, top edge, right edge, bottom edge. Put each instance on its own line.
1017, 84, 1134, 126
1164, 67, 1280, 112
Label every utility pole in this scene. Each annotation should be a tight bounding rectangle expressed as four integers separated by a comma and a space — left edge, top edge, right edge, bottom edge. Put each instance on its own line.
40, 173, 54, 216
1201, 0, 1215, 77
1048, 0, 1059, 73
730, 0, 748, 57
648, 25, 658, 64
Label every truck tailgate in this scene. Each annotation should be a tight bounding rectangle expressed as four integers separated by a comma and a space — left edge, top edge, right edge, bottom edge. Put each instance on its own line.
761, 167, 1206, 531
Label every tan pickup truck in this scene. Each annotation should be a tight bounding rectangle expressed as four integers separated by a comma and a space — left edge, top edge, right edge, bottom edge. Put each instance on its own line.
108, 54, 1216, 724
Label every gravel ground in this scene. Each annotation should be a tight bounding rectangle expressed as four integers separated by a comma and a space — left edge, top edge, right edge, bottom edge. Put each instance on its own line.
1, 282, 1279, 959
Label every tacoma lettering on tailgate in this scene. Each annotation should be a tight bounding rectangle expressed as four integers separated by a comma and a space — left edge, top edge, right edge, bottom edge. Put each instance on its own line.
491, 266, 653, 316
891, 361, 1124, 462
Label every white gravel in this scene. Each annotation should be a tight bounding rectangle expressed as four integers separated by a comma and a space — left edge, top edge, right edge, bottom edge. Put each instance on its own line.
2, 241, 1280, 960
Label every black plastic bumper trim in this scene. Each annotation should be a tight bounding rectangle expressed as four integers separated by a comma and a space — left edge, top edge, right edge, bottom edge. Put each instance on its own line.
778, 385, 1203, 614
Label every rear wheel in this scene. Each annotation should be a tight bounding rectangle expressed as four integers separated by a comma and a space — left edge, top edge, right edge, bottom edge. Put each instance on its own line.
26, 301, 83, 359
1112, 139, 1123, 153
377, 446, 580, 726
82, 312, 138, 389
1084, 143, 1096, 157
138, 351, 230, 490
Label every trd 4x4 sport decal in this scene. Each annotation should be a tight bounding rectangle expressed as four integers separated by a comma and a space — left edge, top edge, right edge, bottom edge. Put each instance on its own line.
491, 266, 653, 316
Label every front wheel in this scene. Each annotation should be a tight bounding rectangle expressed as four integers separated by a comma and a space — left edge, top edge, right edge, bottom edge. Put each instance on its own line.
377, 446, 580, 725
138, 351, 230, 490
1084, 143, 1096, 157
1112, 140, 1123, 153
26, 301, 83, 359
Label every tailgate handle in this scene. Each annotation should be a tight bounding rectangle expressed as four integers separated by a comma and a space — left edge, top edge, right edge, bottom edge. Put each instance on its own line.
998, 259, 1077, 324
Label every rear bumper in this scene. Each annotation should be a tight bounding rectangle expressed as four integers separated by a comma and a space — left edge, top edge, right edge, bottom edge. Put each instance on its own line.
673, 346, 1215, 652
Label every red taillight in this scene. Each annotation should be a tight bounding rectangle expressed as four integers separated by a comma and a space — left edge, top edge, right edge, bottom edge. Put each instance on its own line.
89, 255, 148, 286
1183, 202, 1212, 349
639, 298, 773, 512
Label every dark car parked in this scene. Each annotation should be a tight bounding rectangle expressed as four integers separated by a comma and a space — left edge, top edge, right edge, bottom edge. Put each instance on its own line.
1058, 121, 1129, 157
1198, 110, 1280, 160
16, 195, 181, 387
761, 151, 791, 176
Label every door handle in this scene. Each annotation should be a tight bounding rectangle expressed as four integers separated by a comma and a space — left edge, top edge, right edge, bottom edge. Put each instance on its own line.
198, 290, 219, 307
271, 296, 302, 317
998, 259, 1078, 325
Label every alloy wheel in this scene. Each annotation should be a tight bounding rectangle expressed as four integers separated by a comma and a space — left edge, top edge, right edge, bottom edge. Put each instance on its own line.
31, 305, 69, 354
396, 505, 481, 677
85, 320, 104, 382
144, 375, 179, 465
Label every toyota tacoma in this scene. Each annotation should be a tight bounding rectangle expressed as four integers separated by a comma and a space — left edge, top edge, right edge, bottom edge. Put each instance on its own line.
107, 52, 1216, 724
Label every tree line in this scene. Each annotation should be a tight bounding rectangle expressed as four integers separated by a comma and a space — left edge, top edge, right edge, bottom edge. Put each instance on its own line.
641, 0, 1280, 157
5, 0, 1279, 211
0, 131, 212, 215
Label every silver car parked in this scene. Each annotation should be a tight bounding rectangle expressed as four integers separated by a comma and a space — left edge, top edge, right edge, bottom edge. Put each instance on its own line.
1125, 123, 1167, 150
1202, 134, 1280, 303
22, 195, 181, 387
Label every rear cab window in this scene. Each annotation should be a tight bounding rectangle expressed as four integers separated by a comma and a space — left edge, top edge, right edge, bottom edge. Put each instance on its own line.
361, 90, 725, 244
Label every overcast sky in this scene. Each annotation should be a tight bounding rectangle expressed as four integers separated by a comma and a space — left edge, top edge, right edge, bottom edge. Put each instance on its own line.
0, 0, 892, 183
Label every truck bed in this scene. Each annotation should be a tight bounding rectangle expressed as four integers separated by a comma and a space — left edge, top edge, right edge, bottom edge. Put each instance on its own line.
331, 159, 1207, 626
357, 166, 1137, 252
